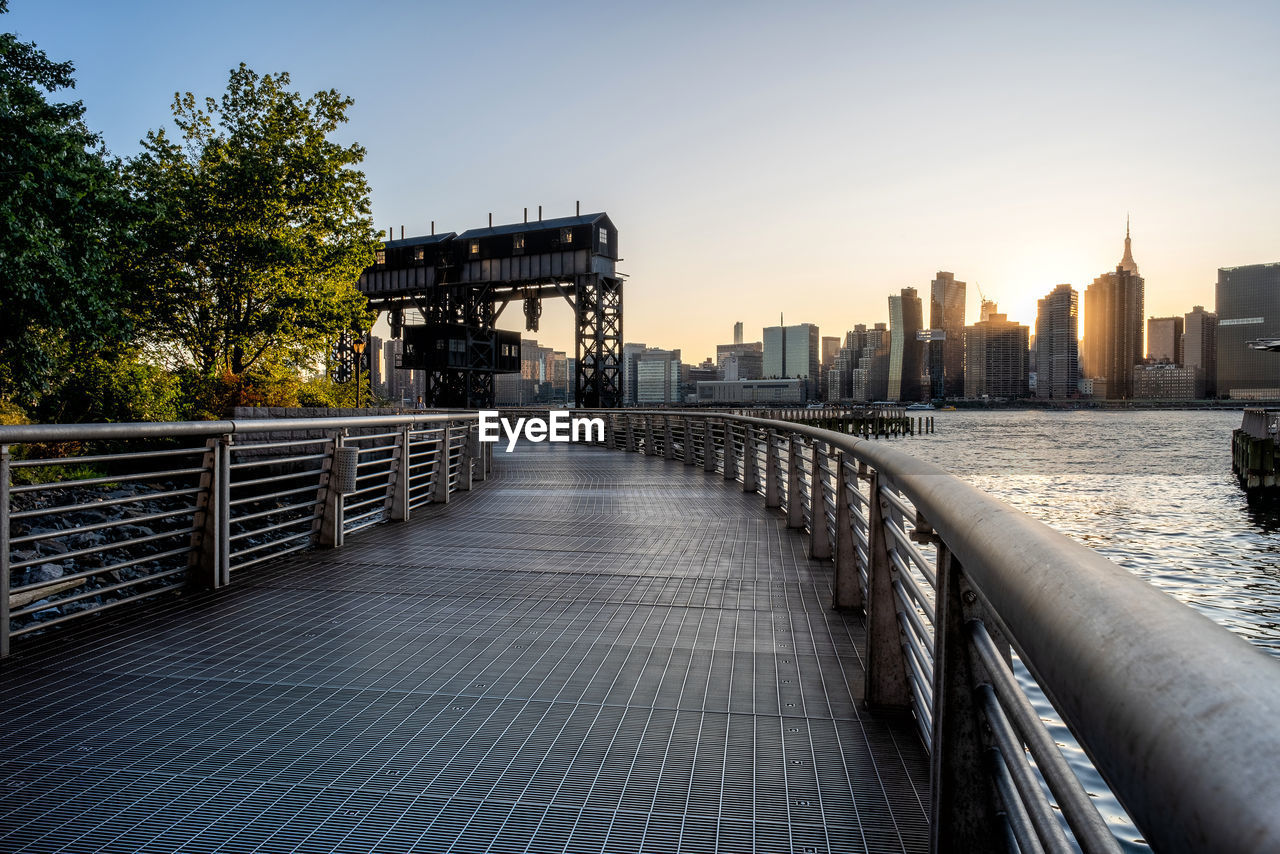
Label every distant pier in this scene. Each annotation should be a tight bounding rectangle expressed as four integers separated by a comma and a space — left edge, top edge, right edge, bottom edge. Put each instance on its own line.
738, 405, 936, 437
1233, 408, 1280, 498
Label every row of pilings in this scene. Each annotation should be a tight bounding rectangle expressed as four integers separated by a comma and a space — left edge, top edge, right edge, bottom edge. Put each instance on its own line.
752, 407, 936, 438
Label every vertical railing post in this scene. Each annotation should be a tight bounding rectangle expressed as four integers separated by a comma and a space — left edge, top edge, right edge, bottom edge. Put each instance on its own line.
742, 425, 759, 493
663, 417, 675, 461
192, 435, 222, 589
644, 415, 657, 457
786, 435, 804, 529
457, 423, 474, 491
390, 424, 411, 521
723, 421, 739, 482
625, 414, 637, 453
865, 471, 912, 709
684, 417, 696, 466
703, 419, 717, 473
809, 441, 831, 559
433, 424, 452, 504
470, 421, 487, 483
765, 429, 781, 508
1, 444, 11, 657
930, 545, 1008, 852
320, 430, 346, 548
832, 453, 863, 611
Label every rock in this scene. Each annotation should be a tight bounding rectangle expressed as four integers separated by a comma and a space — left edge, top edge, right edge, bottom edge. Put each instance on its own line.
29, 563, 64, 583
12, 549, 39, 564
38, 538, 70, 556
70, 532, 105, 550
77, 510, 109, 524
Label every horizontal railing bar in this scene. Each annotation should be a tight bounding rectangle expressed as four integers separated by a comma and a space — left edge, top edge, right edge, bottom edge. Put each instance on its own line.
10, 545, 194, 595
992, 746, 1049, 854
231, 437, 331, 452
229, 483, 316, 507
0, 413, 477, 445
230, 468, 325, 490
10, 566, 190, 617
9, 467, 207, 494
228, 529, 314, 560
882, 517, 938, 589
229, 453, 329, 470
888, 548, 935, 625
10, 527, 196, 570
8, 486, 204, 520
977, 684, 1077, 854
342, 495, 387, 514
9, 446, 208, 467
9, 581, 187, 636
229, 540, 312, 572
10, 505, 199, 545
228, 514, 313, 543
893, 578, 935, 657
231, 499, 321, 525
972, 622, 1119, 853
343, 507, 385, 527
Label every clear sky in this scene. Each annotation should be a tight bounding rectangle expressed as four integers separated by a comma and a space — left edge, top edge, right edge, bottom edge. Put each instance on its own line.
8, 0, 1279, 360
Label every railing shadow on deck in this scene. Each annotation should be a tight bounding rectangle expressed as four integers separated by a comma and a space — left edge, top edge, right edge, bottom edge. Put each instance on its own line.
3, 408, 1280, 853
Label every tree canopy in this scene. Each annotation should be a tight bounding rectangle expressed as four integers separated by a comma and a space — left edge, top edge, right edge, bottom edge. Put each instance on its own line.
0, 3, 146, 402
132, 63, 379, 377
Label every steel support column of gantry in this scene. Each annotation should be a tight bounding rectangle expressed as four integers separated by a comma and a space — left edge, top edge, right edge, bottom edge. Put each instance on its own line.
575, 273, 623, 409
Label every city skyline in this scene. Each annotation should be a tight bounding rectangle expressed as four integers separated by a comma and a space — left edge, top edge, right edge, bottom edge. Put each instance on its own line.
8, 1, 1277, 359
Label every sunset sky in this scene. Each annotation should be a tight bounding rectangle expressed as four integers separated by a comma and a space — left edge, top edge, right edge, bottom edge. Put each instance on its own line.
9, 0, 1278, 360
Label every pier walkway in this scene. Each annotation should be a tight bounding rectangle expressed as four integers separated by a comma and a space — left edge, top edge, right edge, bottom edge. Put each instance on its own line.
0, 443, 928, 853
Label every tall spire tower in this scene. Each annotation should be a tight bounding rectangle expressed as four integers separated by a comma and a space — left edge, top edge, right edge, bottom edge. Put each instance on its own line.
1120, 214, 1138, 274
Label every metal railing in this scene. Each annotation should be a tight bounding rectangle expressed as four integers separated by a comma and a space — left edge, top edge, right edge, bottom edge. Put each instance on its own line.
571, 408, 1280, 854
1, 413, 490, 657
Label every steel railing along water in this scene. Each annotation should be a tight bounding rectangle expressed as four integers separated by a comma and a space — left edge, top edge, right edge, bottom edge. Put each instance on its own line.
555, 408, 1280, 854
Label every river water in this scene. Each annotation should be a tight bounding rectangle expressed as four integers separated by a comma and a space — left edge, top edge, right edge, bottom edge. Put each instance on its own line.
890, 409, 1279, 850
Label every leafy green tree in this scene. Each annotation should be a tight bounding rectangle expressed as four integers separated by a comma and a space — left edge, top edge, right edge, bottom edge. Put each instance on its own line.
131, 64, 378, 379
0, 1, 146, 404
40, 349, 180, 424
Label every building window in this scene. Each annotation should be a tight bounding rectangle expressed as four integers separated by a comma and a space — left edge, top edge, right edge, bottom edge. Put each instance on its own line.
413, 247, 424, 262
374, 248, 386, 265
513, 233, 525, 253
598, 227, 608, 248
560, 227, 573, 245
470, 240, 480, 255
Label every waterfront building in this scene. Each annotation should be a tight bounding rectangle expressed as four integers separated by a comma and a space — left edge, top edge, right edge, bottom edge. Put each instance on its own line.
1134, 363, 1202, 400
763, 323, 820, 396
1035, 284, 1080, 399
1147, 316, 1184, 364
963, 307, 1029, 399
1183, 306, 1217, 398
733, 321, 744, 345
682, 358, 720, 402
1082, 223, 1145, 398
888, 288, 925, 402
859, 322, 890, 401
716, 342, 763, 379
621, 342, 647, 405
696, 379, 807, 404
1216, 262, 1280, 399
635, 347, 682, 404
929, 272, 967, 398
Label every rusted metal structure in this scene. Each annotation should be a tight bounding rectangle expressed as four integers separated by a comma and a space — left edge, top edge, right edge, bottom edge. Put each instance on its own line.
357, 210, 623, 408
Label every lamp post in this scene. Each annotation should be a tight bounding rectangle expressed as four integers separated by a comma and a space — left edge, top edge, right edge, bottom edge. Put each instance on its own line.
351, 334, 367, 408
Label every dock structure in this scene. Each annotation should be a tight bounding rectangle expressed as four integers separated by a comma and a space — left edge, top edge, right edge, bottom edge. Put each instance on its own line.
1233, 408, 1280, 497
3, 410, 1279, 853
736, 405, 934, 437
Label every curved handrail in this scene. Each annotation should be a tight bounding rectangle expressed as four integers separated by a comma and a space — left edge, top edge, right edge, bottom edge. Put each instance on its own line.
570, 408, 1280, 854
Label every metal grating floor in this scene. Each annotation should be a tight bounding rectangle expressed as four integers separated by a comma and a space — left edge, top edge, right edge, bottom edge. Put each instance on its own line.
0, 443, 929, 853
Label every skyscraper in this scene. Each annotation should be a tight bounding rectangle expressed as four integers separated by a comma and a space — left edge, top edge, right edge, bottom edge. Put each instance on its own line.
1147, 316, 1184, 364
733, 321, 744, 345
1216, 262, 1280, 399
888, 288, 925, 402
1082, 222, 1145, 398
929, 272, 967, 398
763, 323, 820, 383
1035, 284, 1079, 399
963, 306, 1029, 399
1183, 305, 1218, 398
